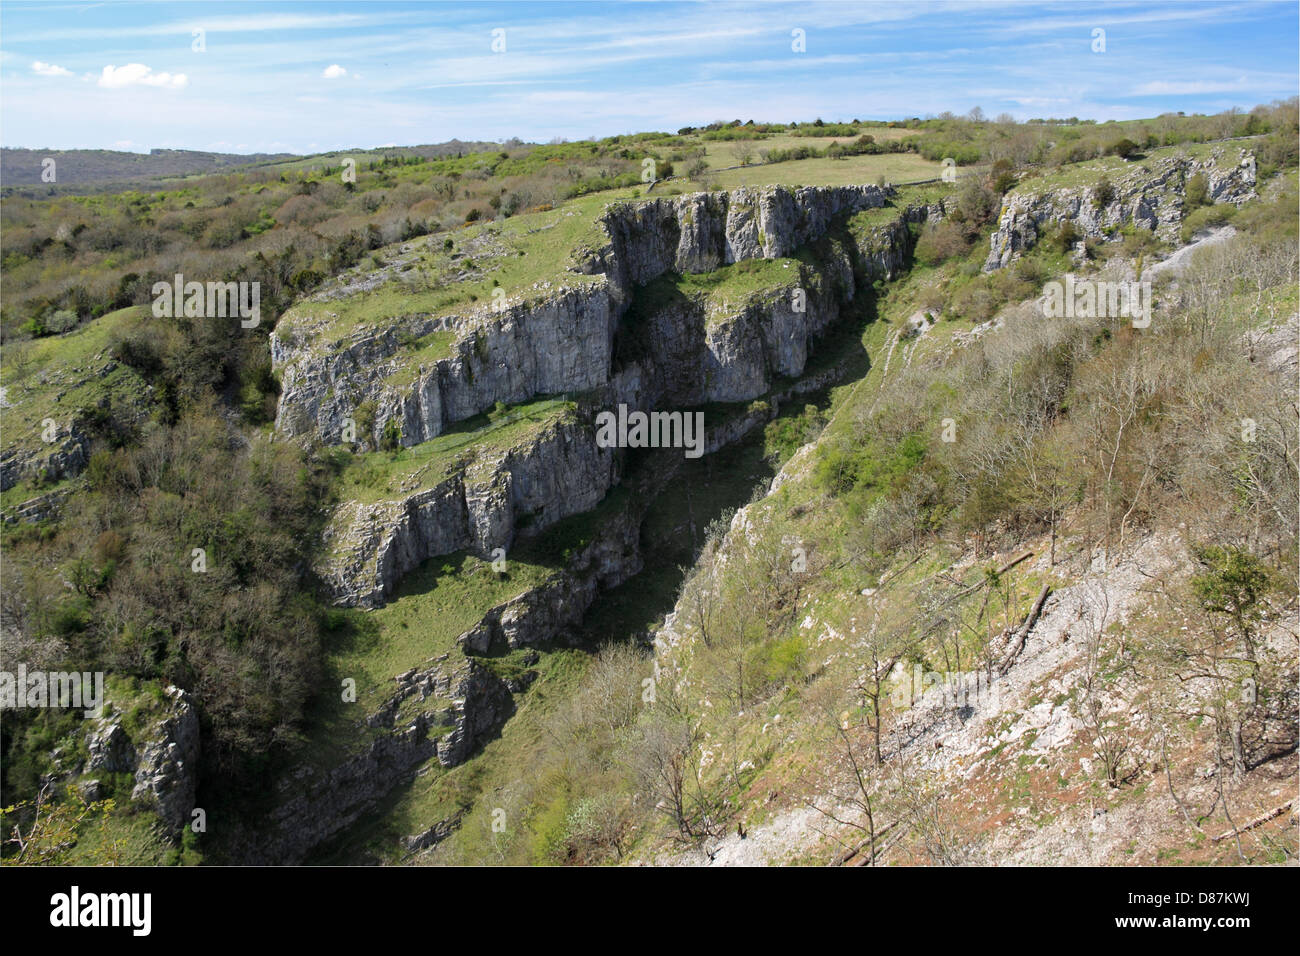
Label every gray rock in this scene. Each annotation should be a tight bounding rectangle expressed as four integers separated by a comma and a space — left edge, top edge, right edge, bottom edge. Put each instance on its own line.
318, 414, 617, 608
984, 147, 1256, 271
85, 721, 136, 774
128, 686, 200, 832
84, 685, 199, 833
272, 184, 894, 454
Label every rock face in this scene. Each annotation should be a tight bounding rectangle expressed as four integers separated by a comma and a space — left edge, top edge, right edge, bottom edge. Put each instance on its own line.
320, 414, 617, 608
984, 147, 1257, 271
273, 283, 616, 447
84, 685, 200, 833
0, 425, 90, 494
288, 185, 936, 610
128, 687, 201, 831
458, 504, 644, 655
590, 184, 891, 286
611, 257, 854, 411
238, 508, 644, 863
1, 486, 72, 526
238, 654, 518, 864
237, 289, 893, 863
272, 185, 893, 451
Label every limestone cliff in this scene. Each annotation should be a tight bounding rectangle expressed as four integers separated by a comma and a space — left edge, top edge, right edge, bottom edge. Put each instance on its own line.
320, 412, 617, 608
984, 146, 1257, 271
283, 184, 933, 610
271, 185, 893, 452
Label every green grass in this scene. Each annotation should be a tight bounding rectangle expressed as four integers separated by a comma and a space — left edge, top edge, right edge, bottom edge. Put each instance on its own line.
699, 130, 914, 168
280, 193, 623, 345
383, 327, 459, 387
331, 396, 577, 504
625, 256, 806, 332
301, 548, 557, 770
1015, 142, 1225, 193
60, 808, 175, 865
350, 553, 554, 688
0, 305, 152, 457
690, 152, 944, 191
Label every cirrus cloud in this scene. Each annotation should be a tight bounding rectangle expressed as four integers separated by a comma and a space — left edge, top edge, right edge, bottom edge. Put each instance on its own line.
98, 63, 188, 89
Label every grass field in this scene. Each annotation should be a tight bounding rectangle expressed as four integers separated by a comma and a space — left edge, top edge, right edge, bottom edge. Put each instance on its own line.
1014, 141, 1225, 192
0, 304, 153, 463
699, 129, 915, 168
279, 191, 629, 346
685, 152, 946, 190
331, 397, 578, 504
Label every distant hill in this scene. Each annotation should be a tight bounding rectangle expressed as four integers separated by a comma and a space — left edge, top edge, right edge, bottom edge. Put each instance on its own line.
0, 147, 297, 186
0, 141, 514, 189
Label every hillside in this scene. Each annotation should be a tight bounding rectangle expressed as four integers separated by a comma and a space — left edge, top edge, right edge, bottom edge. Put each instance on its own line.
0, 147, 296, 188
1, 106, 1296, 867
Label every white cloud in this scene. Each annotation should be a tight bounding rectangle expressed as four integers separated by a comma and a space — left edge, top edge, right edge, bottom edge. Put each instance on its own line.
322, 64, 347, 79
98, 63, 188, 89
31, 60, 71, 77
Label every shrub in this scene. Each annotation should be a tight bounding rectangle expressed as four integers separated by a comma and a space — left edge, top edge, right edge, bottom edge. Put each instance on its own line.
1184, 172, 1210, 210
380, 417, 402, 452
914, 220, 972, 266
1180, 202, 1236, 242
1107, 138, 1139, 158
1092, 176, 1115, 209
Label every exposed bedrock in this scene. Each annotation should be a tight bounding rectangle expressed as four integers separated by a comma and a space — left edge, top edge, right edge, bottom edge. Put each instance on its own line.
272, 184, 896, 450
984, 147, 1257, 271
320, 415, 617, 608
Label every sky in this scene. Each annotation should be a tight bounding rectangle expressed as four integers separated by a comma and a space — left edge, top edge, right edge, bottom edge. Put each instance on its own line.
1, 0, 1296, 154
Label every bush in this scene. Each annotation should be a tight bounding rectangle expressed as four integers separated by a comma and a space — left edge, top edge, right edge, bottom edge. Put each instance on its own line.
380, 417, 402, 451
1049, 221, 1081, 254
1092, 176, 1115, 209
914, 220, 972, 266
1107, 138, 1139, 158
1184, 172, 1210, 210
1180, 202, 1236, 242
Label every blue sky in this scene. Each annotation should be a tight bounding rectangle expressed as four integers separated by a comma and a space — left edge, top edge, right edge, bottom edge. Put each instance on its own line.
1, 0, 1296, 154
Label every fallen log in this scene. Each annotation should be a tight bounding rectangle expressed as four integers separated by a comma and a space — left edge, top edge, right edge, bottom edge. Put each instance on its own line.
1210, 798, 1295, 843
999, 583, 1051, 676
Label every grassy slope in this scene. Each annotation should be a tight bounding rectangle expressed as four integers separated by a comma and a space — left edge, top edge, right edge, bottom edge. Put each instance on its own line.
330, 397, 577, 505
0, 305, 153, 506
278, 192, 621, 346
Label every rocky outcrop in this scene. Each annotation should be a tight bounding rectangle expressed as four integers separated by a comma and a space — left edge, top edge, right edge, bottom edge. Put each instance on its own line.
84, 685, 200, 833
273, 185, 894, 453
458, 505, 643, 654
128, 687, 201, 831
1, 486, 72, 526
984, 147, 1256, 271
589, 184, 891, 287
856, 201, 946, 282
273, 283, 615, 446
612, 264, 852, 410
237, 304, 880, 863
403, 816, 459, 853
245, 719, 440, 864
237, 654, 517, 864
0, 426, 90, 493
319, 413, 617, 608
294, 186, 932, 610
435, 660, 516, 766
